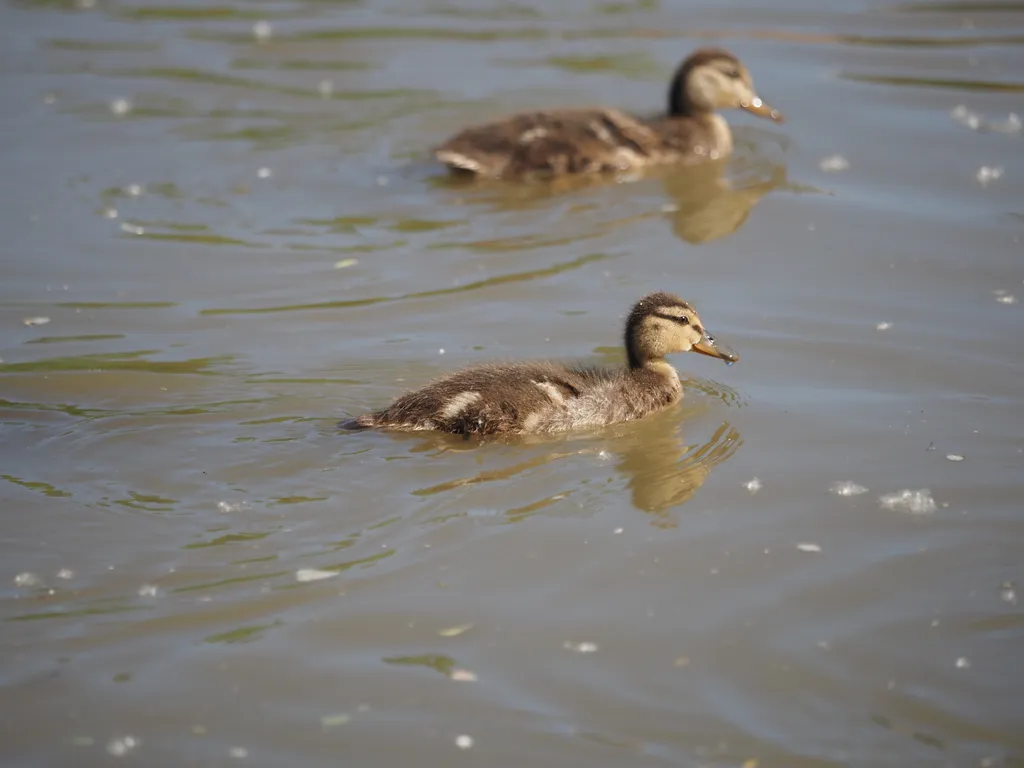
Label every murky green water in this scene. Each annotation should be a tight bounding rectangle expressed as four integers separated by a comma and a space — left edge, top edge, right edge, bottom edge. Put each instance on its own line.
2, 0, 1023, 765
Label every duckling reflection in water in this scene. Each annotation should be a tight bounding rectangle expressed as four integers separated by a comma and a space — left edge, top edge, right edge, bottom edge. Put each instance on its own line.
342, 292, 738, 436
435, 47, 783, 180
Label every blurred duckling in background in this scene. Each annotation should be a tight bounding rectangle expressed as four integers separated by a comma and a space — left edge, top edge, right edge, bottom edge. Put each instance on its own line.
342, 292, 738, 436
435, 47, 783, 180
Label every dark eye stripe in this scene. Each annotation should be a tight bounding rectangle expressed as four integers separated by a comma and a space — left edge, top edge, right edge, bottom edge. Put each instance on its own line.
653, 311, 690, 326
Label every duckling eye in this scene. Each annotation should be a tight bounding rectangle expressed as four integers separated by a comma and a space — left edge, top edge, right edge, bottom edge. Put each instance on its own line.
723, 69, 741, 80
677, 316, 689, 326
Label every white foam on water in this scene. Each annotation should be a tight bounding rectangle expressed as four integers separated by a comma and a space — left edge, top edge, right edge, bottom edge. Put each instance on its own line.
253, 20, 272, 41
994, 290, 1017, 305
455, 735, 474, 749
797, 542, 822, 553
1001, 582, 1017, 604
951, 105, 1021, 135
878, 489, 937, 515
744, 477, 762, 494
563, 641, 598, 653
830, 481, 868, 496
295, 568, 337, 583
138, 584, 159, 597
976, 166, 1003, 186
107, 736, 139, 756
110, 98, 132, 116
14, 572, 41, 587
818, 154, 850, 172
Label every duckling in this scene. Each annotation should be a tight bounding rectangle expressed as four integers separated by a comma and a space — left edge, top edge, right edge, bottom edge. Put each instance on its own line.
435, 47, 783, 180
342, 292, 738, 436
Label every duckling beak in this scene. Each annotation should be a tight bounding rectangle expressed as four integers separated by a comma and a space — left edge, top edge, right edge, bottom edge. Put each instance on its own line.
740, 96, 784, 123
692, 331, 739, 364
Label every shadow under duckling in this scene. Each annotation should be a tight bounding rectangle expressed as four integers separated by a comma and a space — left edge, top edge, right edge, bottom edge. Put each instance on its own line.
435, 47, 783, 180
342, 292, 738, 437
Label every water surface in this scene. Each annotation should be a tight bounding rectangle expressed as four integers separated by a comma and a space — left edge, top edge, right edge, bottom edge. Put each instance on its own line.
2, 0, 1023, 765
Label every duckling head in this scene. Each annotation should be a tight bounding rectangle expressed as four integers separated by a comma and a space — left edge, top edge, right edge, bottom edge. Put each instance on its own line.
625, 291, 738, 369
668, 48, 784, 123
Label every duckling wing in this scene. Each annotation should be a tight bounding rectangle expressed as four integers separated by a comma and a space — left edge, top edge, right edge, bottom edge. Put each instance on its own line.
435, 108, 661, 179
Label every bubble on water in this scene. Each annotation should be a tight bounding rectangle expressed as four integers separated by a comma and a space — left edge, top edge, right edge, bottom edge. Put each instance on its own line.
818, 154, 849, 172
438, 348, 445, 355
450, 668, 477, 682
252, 20, 272, 41
955, 656, 971, 669
101, 206, 118, 219
22, 316, 51, 327
120, 222, 145, 236
318, 79, 334, 98
976, 166, 1003, 187
57, 568, 74, 580
295, 568, 337, 583
563, 641, 598, 653
946, 454, 964, 462
123, 183, 144, 197
455, 735, 474, 749
14, 572, 41, 587
217, 500, 246, 513
229, 747, 248, 759
830, 481, 868, 496
109, 98, 132, 117
875, 322, 891, 331
613, 527, 623, 534
878, 489, 937, 515
257, 167, 272, 179
107, 736, 139, 756
138, 584, 159, 597
744, 477, 762, 494
796, 542, 822, 553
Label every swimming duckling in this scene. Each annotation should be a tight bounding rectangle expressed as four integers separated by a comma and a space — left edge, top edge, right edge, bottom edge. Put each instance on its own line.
435, 47, 783, 180
342, 292, 738, 436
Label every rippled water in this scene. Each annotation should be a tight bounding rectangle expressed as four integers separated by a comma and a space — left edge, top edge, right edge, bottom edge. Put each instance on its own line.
2, 0, 1023, 765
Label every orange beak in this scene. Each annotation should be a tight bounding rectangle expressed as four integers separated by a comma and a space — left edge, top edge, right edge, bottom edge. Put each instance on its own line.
692, 331, 739, 364
741, 97, 784, 123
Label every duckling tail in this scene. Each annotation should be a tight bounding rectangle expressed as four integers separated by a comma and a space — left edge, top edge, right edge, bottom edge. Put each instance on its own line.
339, 414, 377, 430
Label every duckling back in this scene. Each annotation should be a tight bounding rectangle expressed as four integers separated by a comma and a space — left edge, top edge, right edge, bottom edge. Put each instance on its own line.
435, 108, 663, 180
345, 361, 682, 436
